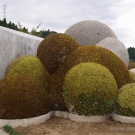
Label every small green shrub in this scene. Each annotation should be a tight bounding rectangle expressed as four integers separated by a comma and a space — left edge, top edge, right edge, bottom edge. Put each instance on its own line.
128, 62, 135, 70
63, 62, 118, 115
115, 83, 135, 116
3, 125, 23, 135
129, 71, 135, 83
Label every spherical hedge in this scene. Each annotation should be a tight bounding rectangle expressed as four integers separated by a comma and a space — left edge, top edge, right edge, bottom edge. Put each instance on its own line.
49, 46, 131, 111
65, 20, 117, 45
96, 37, 129, 66
115, 83, 135, 116
6, 55, 50, 90
129, 71, 135, 83
37, 33, 79, 74
128, 62, 135, 70
63, 62, 118, 115
0, 75, 51, 119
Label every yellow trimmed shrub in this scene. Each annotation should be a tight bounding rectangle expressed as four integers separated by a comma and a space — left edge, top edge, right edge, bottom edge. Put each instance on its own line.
37, 33, 79, 74
6, 55, 50, 90
128, 62, 135, 70
0, 75, 51, 119
63, 62, 118, 115
115, 83, 135, 116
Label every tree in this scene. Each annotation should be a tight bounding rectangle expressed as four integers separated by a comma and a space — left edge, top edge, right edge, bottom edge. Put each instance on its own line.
30, 28, 41, 37
2, 18, 7, 27
0, 19, 57, 37
0, 20, 2, 26
8, 21, 12, 29
22, 27, 29, 33
128, 47, 135, 62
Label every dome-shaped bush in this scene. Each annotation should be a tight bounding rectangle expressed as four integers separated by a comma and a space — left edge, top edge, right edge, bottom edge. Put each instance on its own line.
6, 55, 50, 90
63, 62, 118, 115
0, 75, 51, 119
96, 37, 129, 66
49, 46, 131, 111
65, 20, 117, 45
128, 62, 135, 70
115, 83, 135, 116
129, 71, 135, 83
37, 33, 79, 74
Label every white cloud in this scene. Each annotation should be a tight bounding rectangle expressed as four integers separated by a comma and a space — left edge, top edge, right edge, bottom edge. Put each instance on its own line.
108, 0, 135, 48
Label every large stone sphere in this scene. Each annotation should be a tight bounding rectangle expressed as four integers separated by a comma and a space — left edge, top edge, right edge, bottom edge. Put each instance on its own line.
65, 20, 117, 45
115, 83, 135, 116
0, 75, 51, 119
96, 37, 129, 66
37, 33, 79, 74
63, 62, 118, 115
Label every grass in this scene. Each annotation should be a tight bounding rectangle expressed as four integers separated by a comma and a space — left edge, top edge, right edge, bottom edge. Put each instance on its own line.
2, 125, 24, 135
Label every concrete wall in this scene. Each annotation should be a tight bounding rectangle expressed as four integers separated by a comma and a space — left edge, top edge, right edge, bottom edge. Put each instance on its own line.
0, 111, 109, 128
0, 26, 43, 79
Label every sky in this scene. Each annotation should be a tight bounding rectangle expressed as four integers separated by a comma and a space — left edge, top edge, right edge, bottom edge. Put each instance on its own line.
0, 0, 135, 48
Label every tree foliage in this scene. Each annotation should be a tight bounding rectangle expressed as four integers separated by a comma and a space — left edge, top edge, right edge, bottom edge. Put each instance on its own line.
128, 47, 135, 62
0, 18, 57, 38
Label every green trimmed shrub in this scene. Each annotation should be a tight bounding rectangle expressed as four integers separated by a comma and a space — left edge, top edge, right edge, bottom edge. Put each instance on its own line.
129, 71, 135, 83
115, 83, 135, 116
6, 55, 50, 90
0, 75, 51, 119
63, 62, 118, 115
49, 46, 131, 111
37, 33, 79, 74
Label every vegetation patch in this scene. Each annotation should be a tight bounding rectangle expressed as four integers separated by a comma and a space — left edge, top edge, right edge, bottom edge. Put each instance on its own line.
3, 125, 24, 135
115, 83, 135, 116
129, 71, 135, 83
127, 47, 135, 62
128, 61, 135, 70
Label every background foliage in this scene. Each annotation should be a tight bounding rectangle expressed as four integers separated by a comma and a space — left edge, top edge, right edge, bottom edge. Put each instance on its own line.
128, 47, 135, 62
0, 18, 56, 38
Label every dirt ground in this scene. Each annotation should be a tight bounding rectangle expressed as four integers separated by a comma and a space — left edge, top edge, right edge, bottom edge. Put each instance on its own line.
14, 116, 135, 135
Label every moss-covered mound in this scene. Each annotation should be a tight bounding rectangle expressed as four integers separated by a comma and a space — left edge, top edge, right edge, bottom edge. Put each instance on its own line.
128, 62, 135, 70
63, 62, 118, 115
49, 46, 131, 111
0, 75, 51, 119
129, 71, 135, 83
6, 55, 50, 90
37, 33, 79, 74
115, 83, 135, 116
